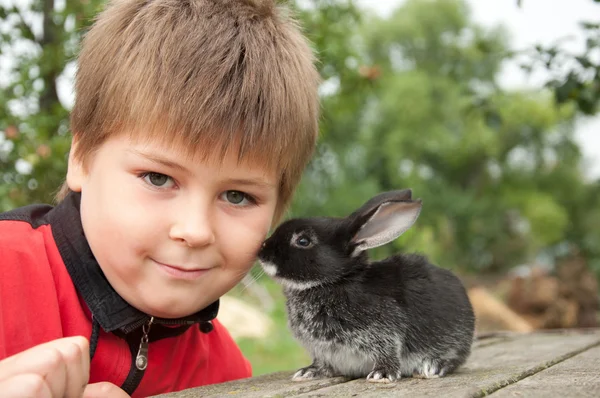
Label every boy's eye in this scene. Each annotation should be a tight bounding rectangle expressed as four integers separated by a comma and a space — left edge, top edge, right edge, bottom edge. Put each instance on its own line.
142, 172, 173, 188
221, 190, 256, 206
226, 191, 245, 204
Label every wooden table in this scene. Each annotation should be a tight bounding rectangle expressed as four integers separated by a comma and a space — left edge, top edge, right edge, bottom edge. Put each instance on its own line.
154, 328, 600, 397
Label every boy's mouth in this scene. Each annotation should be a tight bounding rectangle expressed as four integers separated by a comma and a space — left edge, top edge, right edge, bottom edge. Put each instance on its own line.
151, 259, 212, 281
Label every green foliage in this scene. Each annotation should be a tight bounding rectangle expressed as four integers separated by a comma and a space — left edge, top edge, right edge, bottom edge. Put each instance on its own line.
1, 0, 102, 208
519, 0, 600, 115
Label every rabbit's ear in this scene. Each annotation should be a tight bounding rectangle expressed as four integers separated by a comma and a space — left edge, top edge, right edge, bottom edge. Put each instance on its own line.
347, 189, 412, 221
349, 199, 422, 253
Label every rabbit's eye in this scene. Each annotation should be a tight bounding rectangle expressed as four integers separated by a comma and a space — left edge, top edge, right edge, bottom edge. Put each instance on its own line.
292, 235, 313, 248
297, 237, 310, 246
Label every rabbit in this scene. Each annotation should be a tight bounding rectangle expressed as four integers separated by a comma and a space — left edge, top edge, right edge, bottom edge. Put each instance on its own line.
257, 189, 475, 383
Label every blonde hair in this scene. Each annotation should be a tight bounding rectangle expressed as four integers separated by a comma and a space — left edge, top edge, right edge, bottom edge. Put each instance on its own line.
58, 0, 320, 223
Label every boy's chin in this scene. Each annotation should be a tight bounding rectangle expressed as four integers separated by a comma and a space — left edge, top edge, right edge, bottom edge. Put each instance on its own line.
131, 297, 217, 320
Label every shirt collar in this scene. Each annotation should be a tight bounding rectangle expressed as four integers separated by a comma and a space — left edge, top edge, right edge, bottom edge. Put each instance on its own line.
47, 191, 219, 333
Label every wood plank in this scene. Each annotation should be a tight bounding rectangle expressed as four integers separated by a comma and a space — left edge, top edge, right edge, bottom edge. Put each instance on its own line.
293, 330, 600, 397
151, 371, 350, 398
472, 334, 513, 349
488, 345, 600, 397
152, 329, 600, 398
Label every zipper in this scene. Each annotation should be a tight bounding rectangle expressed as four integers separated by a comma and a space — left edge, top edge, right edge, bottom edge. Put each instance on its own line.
135, 316, 153, 371
121, 316, 196, 334
121, 317, 151, 334
120, 317, 154, 395
156, 318, 197, 326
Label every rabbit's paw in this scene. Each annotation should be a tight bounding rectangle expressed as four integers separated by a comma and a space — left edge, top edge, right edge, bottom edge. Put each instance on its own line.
412, 362, 445, 379
366, 368, 401, 383
292, 365, 332, 381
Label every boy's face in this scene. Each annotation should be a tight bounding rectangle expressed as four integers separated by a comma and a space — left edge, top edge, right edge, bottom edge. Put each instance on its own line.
67, 134, 278, 318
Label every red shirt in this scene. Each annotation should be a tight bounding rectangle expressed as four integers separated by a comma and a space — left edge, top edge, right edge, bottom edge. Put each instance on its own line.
0, 193, 252, 396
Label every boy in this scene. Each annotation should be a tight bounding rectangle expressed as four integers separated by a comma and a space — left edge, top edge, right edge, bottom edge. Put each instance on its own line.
0, 0, 320, 396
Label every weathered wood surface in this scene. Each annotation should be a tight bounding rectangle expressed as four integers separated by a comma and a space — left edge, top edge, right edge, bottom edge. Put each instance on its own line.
153, 328, 600, 398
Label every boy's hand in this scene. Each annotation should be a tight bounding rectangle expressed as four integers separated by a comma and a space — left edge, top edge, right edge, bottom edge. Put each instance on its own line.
83, 382, 131, 398
0, 336, 129, 398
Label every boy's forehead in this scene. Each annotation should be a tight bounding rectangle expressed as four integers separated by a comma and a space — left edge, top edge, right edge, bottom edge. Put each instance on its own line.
122, 131, 277, 175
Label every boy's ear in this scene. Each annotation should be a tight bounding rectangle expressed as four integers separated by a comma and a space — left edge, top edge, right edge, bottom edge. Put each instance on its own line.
66, 136, 85, 192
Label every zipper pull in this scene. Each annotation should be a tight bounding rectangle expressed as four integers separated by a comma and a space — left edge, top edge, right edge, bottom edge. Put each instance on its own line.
135, 317, 154, 371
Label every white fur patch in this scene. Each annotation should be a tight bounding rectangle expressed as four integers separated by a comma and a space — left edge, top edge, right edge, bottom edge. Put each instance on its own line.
259, 260, 278, 277
280, 279, 322, 291
258, 260, 321, 291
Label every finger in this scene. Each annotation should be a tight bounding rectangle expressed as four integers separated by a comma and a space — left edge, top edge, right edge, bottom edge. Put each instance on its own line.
0, 336, 89, 398
78, 336, 91, 383
55, 337, 89, 398
0, 336, 88, 380
84, 382, 131, 398
38, 346, 68, 398
0, 373, 52, 398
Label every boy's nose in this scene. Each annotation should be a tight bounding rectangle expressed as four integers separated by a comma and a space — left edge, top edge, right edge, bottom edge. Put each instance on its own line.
169, 207, 215, 247
170, 224, 215, 247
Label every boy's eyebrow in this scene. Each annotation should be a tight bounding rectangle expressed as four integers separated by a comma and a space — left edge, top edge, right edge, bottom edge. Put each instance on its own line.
127, 149, 190, 173
223, 177, 277, 189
